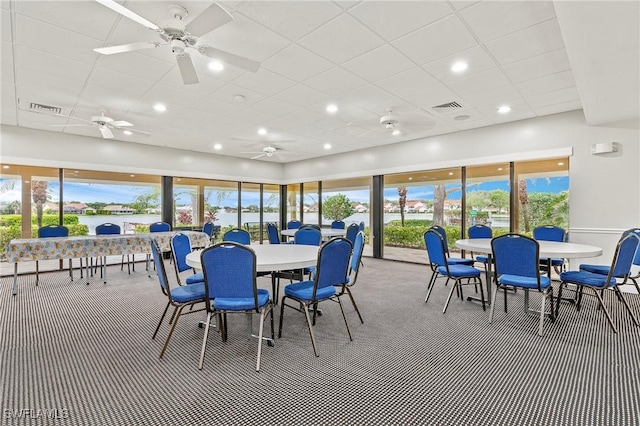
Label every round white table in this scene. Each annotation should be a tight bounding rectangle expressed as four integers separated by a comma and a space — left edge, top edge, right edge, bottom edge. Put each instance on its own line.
454, 238, 603, 305
186, 244, 319, 273
281, 228, 346, 238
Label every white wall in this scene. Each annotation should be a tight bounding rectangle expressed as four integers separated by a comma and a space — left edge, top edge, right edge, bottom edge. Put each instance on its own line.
2, 110, 639, 263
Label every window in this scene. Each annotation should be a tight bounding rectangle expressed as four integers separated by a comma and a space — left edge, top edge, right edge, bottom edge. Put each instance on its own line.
465, 163, 511, 237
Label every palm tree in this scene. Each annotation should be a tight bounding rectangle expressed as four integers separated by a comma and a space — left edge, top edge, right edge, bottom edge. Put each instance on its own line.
31, 180, 49, 228
398, 187, 407, 226
519, 179, 530, 232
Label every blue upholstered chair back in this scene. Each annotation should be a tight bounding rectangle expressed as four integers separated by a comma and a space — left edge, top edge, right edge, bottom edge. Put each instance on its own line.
345, 223, 360, 245
294, 227, 322, 246
223, 228, 251, 245
38, 225, 69, 238
171, 233, 193, 274
622, 228, 640, 266
96, 223, 121, 235
610, 233, 640, 279
468, 224, 492, 239
151, 240, 170, 296
299, 224, 321, 231
331, 220, 345, 229
315, 238, 352, 291
350, 231, 365, 274
202, 222, 214, 237
424, 229, 447, 267
533, 225, 566, 242
287, 220, 302, 230
491, 234, 541, 279
200, 242, 258, 308
150, 222, 171, 232
266, 223, 280, 244
358, 222, 365, 232
431, 225, 450, 254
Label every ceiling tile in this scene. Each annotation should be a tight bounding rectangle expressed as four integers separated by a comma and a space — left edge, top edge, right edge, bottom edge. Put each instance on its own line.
15, 15, 101, 64
502, 48, 572, 83
459, 1, 557, 42
304, 67, 367, 96
141, 84, 210, 108
525, 86, 581, 109
95, 51, 175, 81
250, 97, 300, 117
15, 68, 85, 99
87, 67, 156, 96
338, 84, 405, 113
1, 8, 11, 42
343, 44, 415, 82
515, 70, 576, 98
446, 67, 510, 97
1, 41, 13, 73
298, 14, 385, 64
422, 45, 498, 83
236, 1, 342, 40
1, 63, 14, 84
392, 14, 478, 65
349, 1, 453, 41
272, 84, 329, 107
15, 46, 93, 82
211, 83, 267, 107
486, 19, 565, 65
230, 68, 296, 97
398, 83, 461, 111
532, 99, 583, 117
375, 67, 439, 95
462, 85, 524, 109
262, 44, 333, 81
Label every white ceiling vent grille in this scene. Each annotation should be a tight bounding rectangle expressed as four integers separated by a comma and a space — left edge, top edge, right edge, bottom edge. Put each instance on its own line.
431, 101, 463, 113
28, 102, 63, 115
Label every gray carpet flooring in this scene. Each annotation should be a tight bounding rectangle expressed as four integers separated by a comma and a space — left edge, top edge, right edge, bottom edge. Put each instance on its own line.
1, 257, 640, 425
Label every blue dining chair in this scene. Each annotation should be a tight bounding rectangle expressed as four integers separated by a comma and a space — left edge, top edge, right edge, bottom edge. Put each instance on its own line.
279, 237, 353, 357
151, 240, 207, 358
222, 228, 251, 245
199, 242, 274, 371
170, 233, 205, 286
336, 231, 365, 324
490, 234, 555, 336
36, 225, 74, 284
345, 223, 360, 246
95, 222, 130, 278
578, 228, 640, 295
149, 221, 171, 232
556, 232, 640, 333
468, 224, 493, 267
266, 222, 281, 244
286, 220, 302, 230
431, 225, 474, 266
424, 229, 484, 313
533, 225, 567, 276
331, 220, 345, 229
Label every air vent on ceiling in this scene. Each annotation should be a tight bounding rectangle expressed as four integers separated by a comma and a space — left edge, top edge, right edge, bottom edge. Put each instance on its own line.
431, 101, 463, 113
29, 102, 63, 115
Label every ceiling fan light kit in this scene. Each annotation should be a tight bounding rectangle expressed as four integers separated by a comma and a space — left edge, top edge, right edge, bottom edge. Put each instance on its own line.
93, 0, 260, 84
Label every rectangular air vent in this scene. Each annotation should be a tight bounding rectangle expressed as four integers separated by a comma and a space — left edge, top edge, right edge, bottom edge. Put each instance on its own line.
29, 102, 63, 115
431, 101, 463, 113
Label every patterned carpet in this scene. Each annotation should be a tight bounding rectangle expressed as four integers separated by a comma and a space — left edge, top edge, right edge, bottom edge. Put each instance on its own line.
1, 257, 639, 425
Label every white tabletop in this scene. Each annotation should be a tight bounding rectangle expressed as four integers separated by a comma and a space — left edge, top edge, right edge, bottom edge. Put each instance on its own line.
281, 228, 346, 238
186, 244, 319, 272
455, 238, 603, 259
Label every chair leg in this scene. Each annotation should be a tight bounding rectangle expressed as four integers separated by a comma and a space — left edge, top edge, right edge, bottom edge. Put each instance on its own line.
478, 278, 486, 311
555, 282, 564, 318
69, 259, 74, 281
302, 303, 319, 357
424, 271, 438, 303
443, 280, 459, 314
278, 297, 287, 338
591, 288, 618, 333
256, 309, 266, 372
36, 260, 39, 286
346, 287, 364, 324
489, 284, 500, 323
614, 287, 640, 326
198, 312, 213, 369
160, 305, 186, 358
337, 296, 353, 341
538, 290, 549, 336
152, 302, 171, 340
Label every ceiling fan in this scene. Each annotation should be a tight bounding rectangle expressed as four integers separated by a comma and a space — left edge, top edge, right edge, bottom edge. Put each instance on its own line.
51, 112, 151, 139
242, 145, 297, 160
93, 0, 260, 85
343, 109, 437, 139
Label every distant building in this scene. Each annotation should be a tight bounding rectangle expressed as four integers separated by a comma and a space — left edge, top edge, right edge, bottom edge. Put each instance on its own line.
43, 202, 94, 214
103, 205, 135, 214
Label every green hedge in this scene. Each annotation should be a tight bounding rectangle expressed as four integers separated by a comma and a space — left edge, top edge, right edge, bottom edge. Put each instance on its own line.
0, 215, 89, 257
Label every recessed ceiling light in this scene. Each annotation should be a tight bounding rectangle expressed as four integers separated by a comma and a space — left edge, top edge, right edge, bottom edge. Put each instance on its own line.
497, 167, 503, 171
130, 174, 135, 177
448, 172, 453, 176
557, 162, 565, 166
451, 61, 468, 73
454, 115, 470, 121
208, 61, 224, 72
257, 128, 267, 136
2, 165, 9, 169
392, 129, 401, 136
408, 177, 413, 181
326, 104, 338, 114
123, 130, 133, 135
497, 105, 512, 114
324, 143, 331, 150
153, 103, 167, 112
214, 143, 222, 150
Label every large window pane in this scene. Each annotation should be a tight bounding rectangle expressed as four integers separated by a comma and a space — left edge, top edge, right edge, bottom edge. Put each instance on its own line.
303, 181, 319, 225
241, 182, 261, 242
64, 169, 161, 234
286, 184, 300, 227
203, 180, 239, 234
514, 158, 569, 235
321, 178, 370, 228
263, 184, 280, 228
384, 168, 462, 263
465, 163, 511, 238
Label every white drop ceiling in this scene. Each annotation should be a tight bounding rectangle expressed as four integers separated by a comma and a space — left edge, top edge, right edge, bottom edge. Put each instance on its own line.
1, 1, 638, 163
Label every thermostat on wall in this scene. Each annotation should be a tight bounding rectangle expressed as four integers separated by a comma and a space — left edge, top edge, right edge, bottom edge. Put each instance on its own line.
591, 142, 618, 155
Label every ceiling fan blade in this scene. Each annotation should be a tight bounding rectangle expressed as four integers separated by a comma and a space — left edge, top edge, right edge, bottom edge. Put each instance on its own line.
185, 3, 233, 36
198, 46, 260, 72
126, 128, 152, 136
250, 153, 266, 160
111, 120, 133, 128
99, 126, 114, 139
51, 124, 91, 127
95, 0, 160, 30
94, 41, 163, 55
176, 53, 199, 84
